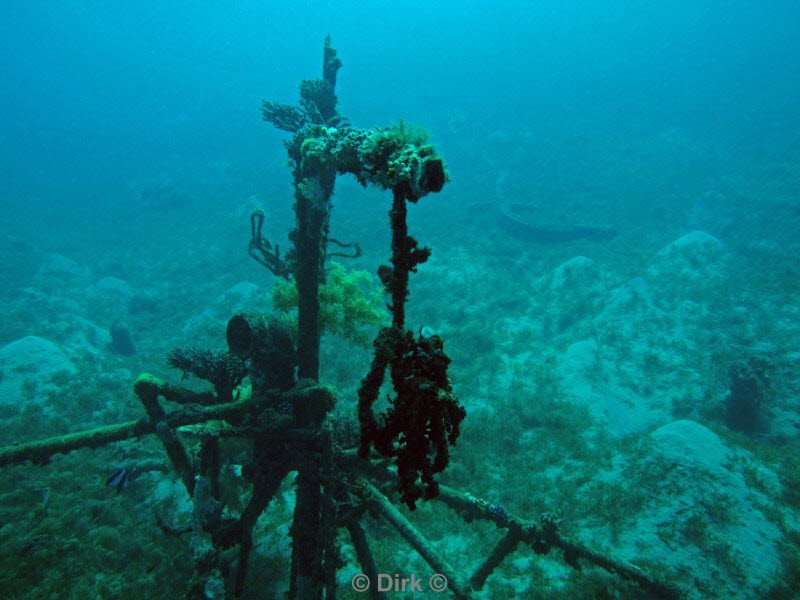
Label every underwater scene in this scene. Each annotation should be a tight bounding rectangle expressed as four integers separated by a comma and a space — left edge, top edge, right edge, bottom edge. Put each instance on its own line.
1, 1, 799, 598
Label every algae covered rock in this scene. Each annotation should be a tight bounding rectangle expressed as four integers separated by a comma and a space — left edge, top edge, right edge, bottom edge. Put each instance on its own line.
626, 420, 783, 599
0, 335, 76, 414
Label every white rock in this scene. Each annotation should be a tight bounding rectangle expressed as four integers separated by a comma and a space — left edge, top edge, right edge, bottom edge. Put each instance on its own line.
218, 281, 262, 312
649, 419, 730, 475
0, 336, 76, 410
550, 256, 599, 291
93, 276, 133, 301
181, 281, 265, 340
556, 338, 666, 436
557, 338, 598, 400
602, 276, 658, 319
534, 255, 603, 295
62, 316, 113, 356
631, 420, 783, 597
646, 230, 726, 292
36, 253, 90, 282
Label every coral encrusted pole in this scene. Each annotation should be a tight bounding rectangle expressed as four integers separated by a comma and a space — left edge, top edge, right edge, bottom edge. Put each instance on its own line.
263, 34, 448, 598
292, 35, 342, 381
286, 36, 342, 600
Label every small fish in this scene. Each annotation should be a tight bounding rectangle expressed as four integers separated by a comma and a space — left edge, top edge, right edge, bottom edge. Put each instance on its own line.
105, 468, 130, 494
104, 462, 169, 496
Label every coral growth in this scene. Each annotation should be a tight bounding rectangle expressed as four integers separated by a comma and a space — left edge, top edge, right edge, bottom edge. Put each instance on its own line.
166, 347, 247, 403
358, 326, 466, 510
271, 262, 387, 348
281, 124, 448, 201
262, 35, 345, 133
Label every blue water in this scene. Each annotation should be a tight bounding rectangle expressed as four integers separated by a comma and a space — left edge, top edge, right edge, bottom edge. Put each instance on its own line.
3, 2, 797, 215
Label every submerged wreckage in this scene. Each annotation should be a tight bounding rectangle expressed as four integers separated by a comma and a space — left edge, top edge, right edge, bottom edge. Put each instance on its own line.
0, 37, 678, 599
